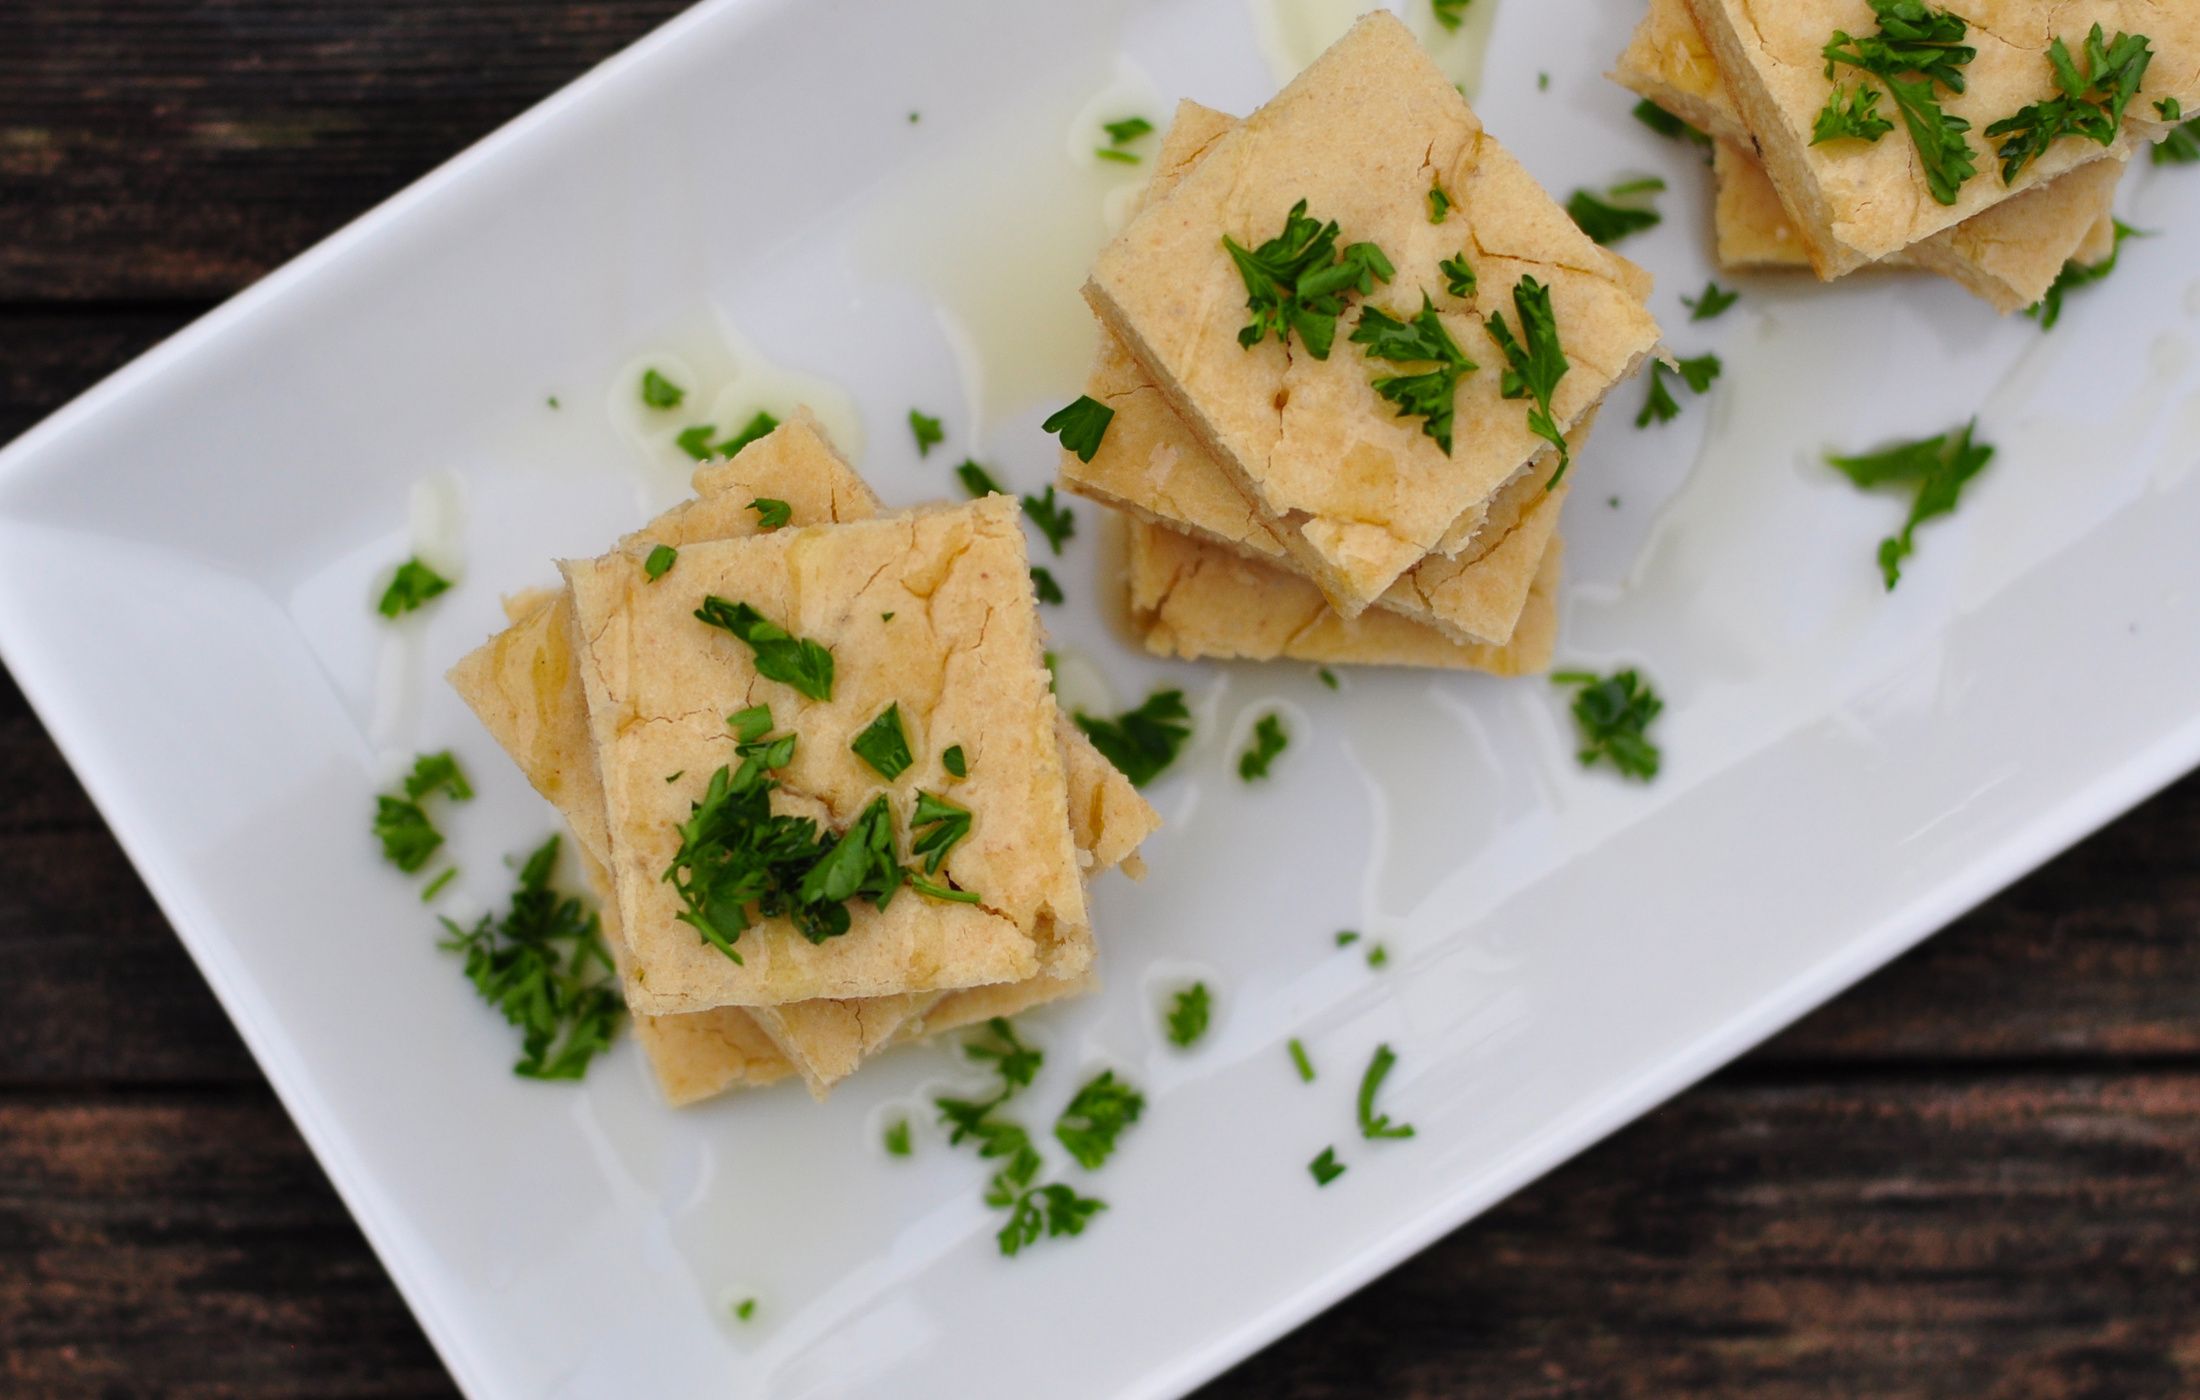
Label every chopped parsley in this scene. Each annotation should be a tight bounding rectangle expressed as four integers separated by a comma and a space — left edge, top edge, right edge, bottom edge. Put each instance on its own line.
1827, 419, 1995, 590
850, 703, 913, 780
955, 460, 1003, 498
373, 751, 473, 873
749, 498, 791, 530
640, 368, 684, 409
1031, 566, 1065, 606
2156, 104, 2199, 164
718, 411, 779, 459
1356, 1043, 1416, 1141
942, 745, 967, 778
644, 544, 678, 581
1335, 929, 1360, 948
1318, 667, 1340, 690
2028, 219, 2140, 329
1103, 115, 1154, 145
675, 425, 717, 461
885, 1118, 913, 1156
1165, 982, 1212, 1048
1021, 484, 1077, 554
1553, 669, 1665, 781
378, 558, 452, 619
1684, 281, 1740, 321
909, 790, 974, 875
1566, 182, 1662, 245
1054, 1070, 1145, 1169
935, 1020, 1108, 1258
1484, 276, 1572, 485
1043, 395, 1115, 464
1635, 354, 1722, 428
1439, 253, 1477, 300
1309, 1147, 1347, 1186
1987, 26, 2152, 185
1427, 183, 1451, 223
694, 597, 834, 700
962, 1016, 1043, 1092
910, 409, 944, 456
420, 867, 458, 902
1430, 0, 1470, 32
1075, 689, 1192, 788
1366, 943, 1390, 969
1288, 1038, 1315, 1083
1818, 0, 1979, 205
1224, 200, 1395, 360
1352, 295, 1477, 454
438, 834, 621, 1080
1238, 712, 1289, 781
1633, 99, 1712, 148
733, 1299, 757, 1322
997, 1183, 1106, 1256
1096, 148, 1140, 166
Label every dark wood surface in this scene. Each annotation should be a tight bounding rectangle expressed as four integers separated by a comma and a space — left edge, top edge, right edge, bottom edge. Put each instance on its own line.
3, 4, 2196, 1396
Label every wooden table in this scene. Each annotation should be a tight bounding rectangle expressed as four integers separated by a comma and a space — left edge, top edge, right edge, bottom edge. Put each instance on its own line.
3, 4, 2195, 1395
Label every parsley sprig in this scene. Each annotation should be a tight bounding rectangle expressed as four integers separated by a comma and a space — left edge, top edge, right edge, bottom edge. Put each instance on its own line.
1021, 485, 1077, 555
1075, 690, 1192, 788
694, 597, 834, 701
1553, 669, 1664, 781
1484, 277, 1572, 486
374, 751, 473, 873
378, 558, 452, 619
1827, 419, 1995, 589
934, 1020, 1113, 1258
1566, 180, 1663, 244
1238, 712, 1289, 781
1054, 1070, 1145, 1169
1224, 201, 1394, 360
1352, 295, 1477, 455
1985, 26, 2153, 184
1356, 1043, 1416, 1140
1635, 354, 1722, 428
2028, 220, 2140, 330
1817, 0, 1978, 205
1043, 395, 1115, 464
1165, 983, 1212, 1048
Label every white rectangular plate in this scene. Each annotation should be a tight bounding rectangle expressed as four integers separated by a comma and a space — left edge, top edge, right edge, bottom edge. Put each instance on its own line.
3, 1, 2198, 1396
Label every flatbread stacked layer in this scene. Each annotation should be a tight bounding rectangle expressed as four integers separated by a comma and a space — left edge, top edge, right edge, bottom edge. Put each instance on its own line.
1064, 13, 1661, 674
450, 415, 1158, 1104
1614, 0, 2199, 310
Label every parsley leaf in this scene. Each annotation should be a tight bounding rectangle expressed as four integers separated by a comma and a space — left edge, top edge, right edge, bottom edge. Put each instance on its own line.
1427, 183, 1451, 223
733, 1299, 757, 1322
791, 795, 903, 934
909, 790, 974, 875
1684, 281, 1741, 321
1356, 1043, 1416, 1141
378, 558, 452, 619
1483, 276, 1572, 485
1309, 1146, 1347, 1185
1352, 294, 1476, 454
1043, 395, 1116, 464
1095, 148, 1141, 166
1075, 689, 1192, 787
438, 834, 622, 1080
1986, 26, 2152, 185
640, 368, 684, 409
909, 409, 944, 456
1224, 200, 1394, 359
1103, 115, 1154, 146
885, 1119, 913, 1156
964, 1017, 1044, 1092
1439, 254, 1477, 300
749, 498, 791, 530
1318, 667, 1340, 690
694, 597, 834, 701
1826, 419, 1995, 589
1813, 83, 1896, 143
718, 411, 780, 459
404, 751, 473, 803
675, 424, 717, 461
374, 752, 473, 873
1289, 1038, 1316, 1083
1021, 484, 1077, 554
2156, 107, 2200, 165
1552, 669, 1665, 780
942, 745, 967, 778
850, 703, 914, 780
1819, 0, 1979, 204
1335, 929, 1361, 948
1238, 712, 1288, 781
998, 1183, 1106, 1256
644, 544, 678, 581
1054, 1070, 1145, 1169
2028, 219, 2140, 329
1634, 354, 1721, 428
1030, 566, 1065, 606
1166, 982, 1212, 1048
956, 460, 1003, 498
1633, 99, 1712, 148
1566, 184, 1662, 245
1431, 0, 1470, 33
420, 868, 458, 902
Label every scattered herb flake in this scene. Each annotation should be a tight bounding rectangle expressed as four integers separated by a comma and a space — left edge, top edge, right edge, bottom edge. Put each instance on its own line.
885, 1119, 913, 1157
942, 744, 967, 778
1684, 281, 1741, 321
675, 424, 717, 461
1635, 354, 1721, 428
1633, 99, 1713, 147
2156, 108, 2200, 164
378, 558, 452, 619
2028, 219, 2140, 329
1310, 1147, 1347, 1185
1553, 668, 1665, 781
1103, 115, 1154, 146
1043, 395, 1116, 464
734, 1298, 757, 1322
1289, 1038, 1315, 1083
1335, 930, 1360, 948
1237, 712, 1288, 781
1224, 200, 1394, 359
420, 867, 458, 902
1166, 983, 1213, 1048
1431, 0, 1470, 33
694, 597, 834, 701
644, 544, 679, 581
749, 498, 792, 530
1075, 690, 1192, 788
956, 460, 1004, 498
640, 368, 684, 409
1318, 667, 1340, 690
1826, 419, 1996, 589
1484, 276, 1572, 485
850, 703, 914, 780
1352, 294, 1476, 454
910, 409, 945, 456
1356, 1043, 1416, 1141
1439, 253, 1477, 300
1095, 147, 1141, 165
1427, 183, 1451, 223
1054, 1070, 1145, 1169
718, 410, 780, 459
910, 790, 974, 876
1021, 484, 1077, 554
1367, 943, 1390, 969
1031, 566, 1065, 606
1566, 184, 1662, 245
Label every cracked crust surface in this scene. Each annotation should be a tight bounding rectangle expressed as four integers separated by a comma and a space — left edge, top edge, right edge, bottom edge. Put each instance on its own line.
1126, 519, 1562, 675
564, 494, 1089, 1013
1086, 12, 1658, 615
1683, 0, 2195, 274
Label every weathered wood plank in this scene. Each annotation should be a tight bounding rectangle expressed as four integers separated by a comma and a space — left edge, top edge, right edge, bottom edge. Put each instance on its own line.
0, 2, 686, 300
0, 309, 191, 444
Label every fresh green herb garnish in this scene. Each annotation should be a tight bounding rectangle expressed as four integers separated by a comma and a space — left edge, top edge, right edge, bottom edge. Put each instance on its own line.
1309, 1147, 1347, 1186
675, 425, 717, 461
1684, 281, 1740, 321
963, 1017, 1043, 1092
1986, 26, 2152, 184
1356, 1043, 1415, 1141
956, 460, 1003, 498
938, 1019, 1110, 1257
850, 703, 914, 780
2157, 113, 2200, 165
1075, 689, 1192, 788
1224, 200, 1395, 360
1553, 669, 1665, 781
2029, 219, 2140, 329
1427, 184, 1451, 222
942, 745, 967, 778
1566, 184, 1662, 244
907, 872, 982, 904
1166, 982, 1212, 1048
909, 790, 974, 875
1021, 485, 1077, 554
644, 544, 678, 581
373, 751, 473, 873
405, 751, 473, 803
1633, 99, 1712, 148
997, 1182, 1106, 1257
1043, 395, 1115, 464
910, 409, 945, 456
733, 1299, 757, 1322
1352, 295, 1476, 454
1318, 667, 1339, 690
694, 597, 834, 700
1238, 712, 1288, 781
1335, 929, 1360, 948
749, 498, 791, 530
1634, 354, 1722, 428
1431, 0, 1470, 32
547, 395, 560, 409
1031, 566, 1065, 606
885, 1118, 913, 1156
438, 834, 622, 1080
1095, 148, 1141, 165
641, 368, 684, 409
1438, 253, 1477, 300
1826, 419, 1995, 590
378, 558, 452, 619
718, 411, 780, 459
420, 868, 458, 902
1054, 1070, 1145, 1169
1484, 276, 1572, 486
1818, 0, 1979, 205
1289, 1038, 1315, 1083
1367, 943, 1389, 969
1103, 115, 1154, 146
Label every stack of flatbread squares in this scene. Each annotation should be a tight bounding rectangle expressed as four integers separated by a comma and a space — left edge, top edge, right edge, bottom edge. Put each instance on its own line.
1060, 13, 1663, 677
1615, 0, 2200, 311
450, 414, 1160, 1105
